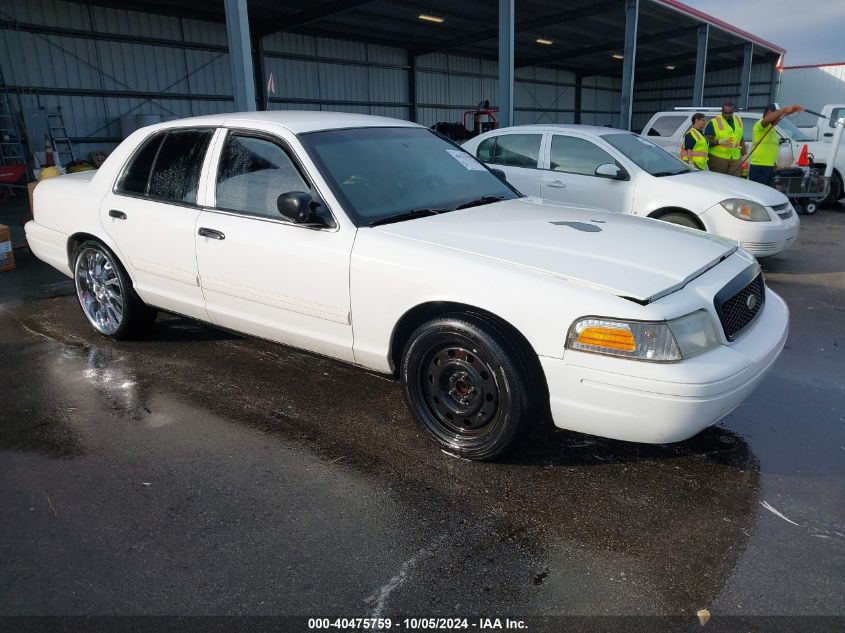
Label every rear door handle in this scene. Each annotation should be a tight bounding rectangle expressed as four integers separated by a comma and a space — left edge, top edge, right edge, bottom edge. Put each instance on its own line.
547, 180, 567, 188
108, 209, 127, 220
198, 227, 225, 240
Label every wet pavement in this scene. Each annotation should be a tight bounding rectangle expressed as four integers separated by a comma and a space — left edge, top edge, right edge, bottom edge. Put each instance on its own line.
1, 201, 844, 627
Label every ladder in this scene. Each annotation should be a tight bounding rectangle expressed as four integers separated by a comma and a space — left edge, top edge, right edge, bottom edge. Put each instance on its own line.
47, 106, 75, 165
0, 66, 28, 170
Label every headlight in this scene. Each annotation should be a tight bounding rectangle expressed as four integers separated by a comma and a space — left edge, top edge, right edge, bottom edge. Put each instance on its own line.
720, 198, 771, 222
566, 311, 720, 362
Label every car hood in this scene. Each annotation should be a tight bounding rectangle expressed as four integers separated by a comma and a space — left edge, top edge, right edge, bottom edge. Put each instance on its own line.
673, 170, 788, 207
373, 198, 737, 303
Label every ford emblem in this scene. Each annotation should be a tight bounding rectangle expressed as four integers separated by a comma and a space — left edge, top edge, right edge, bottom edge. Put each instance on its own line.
746, 294, 757, 310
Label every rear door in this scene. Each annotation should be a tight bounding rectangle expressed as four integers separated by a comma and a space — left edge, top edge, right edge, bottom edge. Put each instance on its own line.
539, 133, 632, 213
475, 132, 543, 195
99, 127, 215, 319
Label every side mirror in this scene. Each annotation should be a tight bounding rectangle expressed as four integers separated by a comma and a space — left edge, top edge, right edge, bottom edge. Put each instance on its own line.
277, 191, 328, 226
489, 167, 508, 182
595, 163, 627, 180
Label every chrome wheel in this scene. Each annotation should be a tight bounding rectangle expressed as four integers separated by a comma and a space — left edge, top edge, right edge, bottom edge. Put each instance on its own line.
74, 246, 125, 335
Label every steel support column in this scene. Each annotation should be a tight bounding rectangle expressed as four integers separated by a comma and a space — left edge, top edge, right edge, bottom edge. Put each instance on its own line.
619, 0, 638, 131
739, 43, 754, 109
498, 0, 514, 128
574, 74, 582, 124
224, 0, 256, 112
408, 54, 417, 122
693, 23, 709, 106
253, 31, 268, 111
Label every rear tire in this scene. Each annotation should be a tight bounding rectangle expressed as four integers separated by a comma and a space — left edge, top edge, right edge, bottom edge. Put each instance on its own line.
660, 212, 701, 230
73, 240, 156, 340
400, 313, 539, 461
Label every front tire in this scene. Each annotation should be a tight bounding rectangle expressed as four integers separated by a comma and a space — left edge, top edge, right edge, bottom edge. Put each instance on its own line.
660, 212, 701, 229
73, 240, 156, 339
401, 314, 538, 460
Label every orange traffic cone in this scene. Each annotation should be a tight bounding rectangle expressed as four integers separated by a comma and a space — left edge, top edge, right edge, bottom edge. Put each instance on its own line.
797, 144, 810, 167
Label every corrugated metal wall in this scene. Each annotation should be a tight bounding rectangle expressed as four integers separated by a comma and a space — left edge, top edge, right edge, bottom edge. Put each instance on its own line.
632, 61, 777, 132
0, 0, 233, 158
1, 0, 626, 164
779, 64, 845, 127
1, 0, 769, 162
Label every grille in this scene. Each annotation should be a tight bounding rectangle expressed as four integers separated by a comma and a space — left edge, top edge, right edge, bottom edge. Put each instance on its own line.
772, 202, 793, 220
715, 273, 765, 341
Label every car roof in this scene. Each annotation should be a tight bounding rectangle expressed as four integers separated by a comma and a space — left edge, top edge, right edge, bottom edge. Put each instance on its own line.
490, 124, 631, 135
150, 110, 422, 134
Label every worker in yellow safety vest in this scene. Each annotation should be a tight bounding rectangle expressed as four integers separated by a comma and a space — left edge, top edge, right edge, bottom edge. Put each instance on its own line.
748, 103, 803, 185
705, 102, 746, 176
680, 112, 709, 170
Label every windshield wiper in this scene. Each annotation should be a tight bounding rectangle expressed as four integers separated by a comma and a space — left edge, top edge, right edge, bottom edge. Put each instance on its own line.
369, 208, 449, 227
456, 195, 506, 210
651, 170, 689, 177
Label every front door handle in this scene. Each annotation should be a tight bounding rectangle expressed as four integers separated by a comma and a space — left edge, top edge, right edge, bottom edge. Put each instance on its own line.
108, 209, 127, 220
198, 227, 225, 240
547, 180, 567, 188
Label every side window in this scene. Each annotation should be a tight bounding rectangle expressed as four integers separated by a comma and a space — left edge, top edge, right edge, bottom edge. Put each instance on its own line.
490, 134, 541, 168
550, 135, 616, 176
147, 130, 213, 204
476, 137, 496, 163
645, 115, 687, 137
216, 134, 309, 218
118, 132, 165, 195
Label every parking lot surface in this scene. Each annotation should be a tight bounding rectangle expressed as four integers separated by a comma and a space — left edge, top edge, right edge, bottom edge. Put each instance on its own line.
1, 201, 843, 624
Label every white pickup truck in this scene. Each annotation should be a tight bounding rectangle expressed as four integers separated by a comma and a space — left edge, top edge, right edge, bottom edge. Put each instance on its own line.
797, 104, 845, 143
642, 109, 844, 207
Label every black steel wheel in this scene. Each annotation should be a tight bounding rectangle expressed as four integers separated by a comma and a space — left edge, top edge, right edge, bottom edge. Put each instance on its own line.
73, 240, 156, 339
401, 313, 539, 460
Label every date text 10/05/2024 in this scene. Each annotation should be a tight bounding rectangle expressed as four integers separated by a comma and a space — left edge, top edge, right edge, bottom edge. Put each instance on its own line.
307, 618, 527, 630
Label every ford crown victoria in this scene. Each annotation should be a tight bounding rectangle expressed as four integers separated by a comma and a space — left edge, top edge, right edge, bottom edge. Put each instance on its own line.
26, 112, 789, 460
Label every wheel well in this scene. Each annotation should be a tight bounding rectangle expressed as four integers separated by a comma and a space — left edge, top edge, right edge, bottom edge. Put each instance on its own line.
67, 232, 100, 269
647, 207, 706, 230
814, 164, 842, 184
389, 301, 548, 395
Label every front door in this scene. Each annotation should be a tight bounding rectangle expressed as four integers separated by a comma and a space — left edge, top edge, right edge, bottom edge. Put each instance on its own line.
99, 128, 214, 320
540, 133, 632, 213
194, 130, 355, 362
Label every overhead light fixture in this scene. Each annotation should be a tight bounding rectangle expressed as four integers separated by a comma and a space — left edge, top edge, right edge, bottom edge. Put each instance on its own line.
418, 13, 445, 23
612, 53, 624, 60
536, 38, 553, 45
665, 65, 676, 70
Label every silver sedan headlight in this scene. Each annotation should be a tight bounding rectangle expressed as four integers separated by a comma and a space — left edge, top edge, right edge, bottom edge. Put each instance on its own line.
720, 198, 771, 222
566, 310, 721, 362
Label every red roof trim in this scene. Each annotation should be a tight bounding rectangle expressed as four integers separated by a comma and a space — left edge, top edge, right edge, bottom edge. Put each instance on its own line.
783, 62, 845, 70
650, 0, 786, 55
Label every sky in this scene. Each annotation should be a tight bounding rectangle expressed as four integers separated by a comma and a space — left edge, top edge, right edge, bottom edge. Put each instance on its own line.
679, 0, 845, 66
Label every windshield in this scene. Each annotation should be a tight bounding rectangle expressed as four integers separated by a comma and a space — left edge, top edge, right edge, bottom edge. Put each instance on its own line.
774, 117, 813, 142
601, 133, 690, 176
298, 127, 519, 226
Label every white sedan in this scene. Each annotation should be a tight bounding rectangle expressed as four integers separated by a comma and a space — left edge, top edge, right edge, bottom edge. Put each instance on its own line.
26, 112, 788, 460
462, 124, 800, 258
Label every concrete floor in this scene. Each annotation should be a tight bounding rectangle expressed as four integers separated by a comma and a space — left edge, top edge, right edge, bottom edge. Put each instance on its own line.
1, 196, 843, 626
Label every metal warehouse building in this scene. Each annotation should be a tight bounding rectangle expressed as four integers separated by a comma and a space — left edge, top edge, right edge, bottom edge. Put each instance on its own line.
1, 0, 785, 162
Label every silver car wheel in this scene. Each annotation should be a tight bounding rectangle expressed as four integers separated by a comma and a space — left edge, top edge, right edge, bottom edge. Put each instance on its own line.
74, 246, 125, 335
